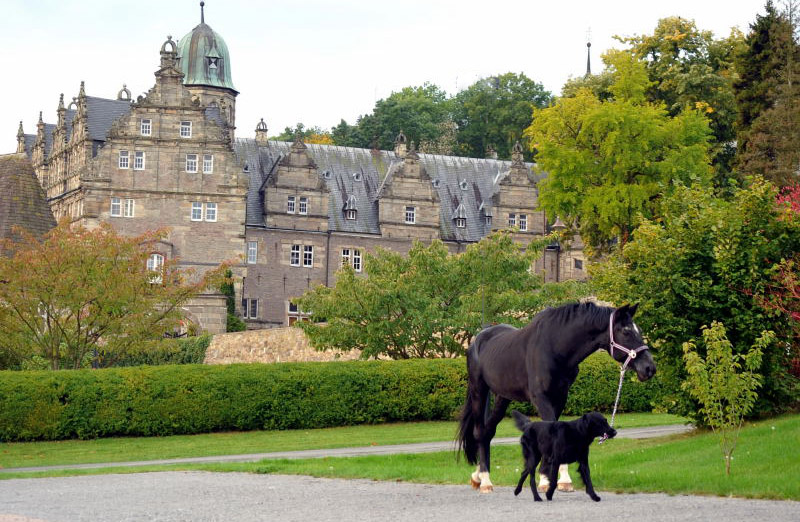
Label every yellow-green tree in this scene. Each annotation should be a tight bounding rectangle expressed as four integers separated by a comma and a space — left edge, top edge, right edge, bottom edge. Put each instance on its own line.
525, 51, 713, 252
0, 222, 227, 369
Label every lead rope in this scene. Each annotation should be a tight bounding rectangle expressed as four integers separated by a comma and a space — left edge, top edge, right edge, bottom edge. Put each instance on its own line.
599, 312, 650, 444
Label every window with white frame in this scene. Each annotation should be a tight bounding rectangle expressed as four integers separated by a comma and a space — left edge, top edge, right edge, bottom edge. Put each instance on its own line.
110, 197, 121, 217
118, 150, 129, 169
485, 215, 492, 226
508, 213, 517, 228
242, 298, 258, 320
205, 202, 217, 222
352, 249, 362, 272
303, 245, 314, 267
247, 241, 258, 264
455, 217, 466, 228
287, 300, 308, 326
134, 151, 145, 170
203, 154, 213, 174
140, 119, 152, 136
123, 198, 135, 218
518, 214, 528, 231
147, 253, 164, 284
345, 209, 357, 220
287, 195, 296, 214
299, 197, 308, 215
180, 121, 192, 138
191, 202, 203, 221
186, 154, 198, 173
290, 245, 301, 266
405, 206, 416, 224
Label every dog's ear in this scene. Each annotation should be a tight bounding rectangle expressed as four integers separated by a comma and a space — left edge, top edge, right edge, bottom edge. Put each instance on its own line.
512, 410, 531, 431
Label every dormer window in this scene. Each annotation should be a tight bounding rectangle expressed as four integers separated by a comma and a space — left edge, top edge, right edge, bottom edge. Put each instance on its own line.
207, 57, 219, 70
452, 202, 467, 229
485, 215, 492, 226
343, 194, 358, 221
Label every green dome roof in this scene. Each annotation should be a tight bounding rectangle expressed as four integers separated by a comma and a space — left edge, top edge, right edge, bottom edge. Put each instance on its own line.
176, 19, 237, 93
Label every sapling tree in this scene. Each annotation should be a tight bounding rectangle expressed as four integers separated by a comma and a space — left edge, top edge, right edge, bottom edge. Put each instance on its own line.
682, 321, 773, 474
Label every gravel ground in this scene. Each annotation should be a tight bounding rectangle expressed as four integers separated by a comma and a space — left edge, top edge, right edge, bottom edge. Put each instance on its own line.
1, 471, 798, 522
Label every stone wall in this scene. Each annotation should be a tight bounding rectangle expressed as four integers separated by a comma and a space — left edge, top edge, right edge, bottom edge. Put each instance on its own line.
204, 327, 361, 364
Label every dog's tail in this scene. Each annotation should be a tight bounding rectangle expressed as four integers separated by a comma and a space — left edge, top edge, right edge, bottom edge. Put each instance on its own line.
512, 409, 531, 432
456, 342, 483, 465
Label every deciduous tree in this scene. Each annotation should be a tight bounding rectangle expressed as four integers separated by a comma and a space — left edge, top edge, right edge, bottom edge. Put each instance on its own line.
294, 232, 587, 359
525, 51, 713, 252
0, 222, 227, 369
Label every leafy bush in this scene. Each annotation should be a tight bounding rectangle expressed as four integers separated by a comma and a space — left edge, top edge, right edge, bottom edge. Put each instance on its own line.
0, 354, 664, 442
112, 335, 212, 367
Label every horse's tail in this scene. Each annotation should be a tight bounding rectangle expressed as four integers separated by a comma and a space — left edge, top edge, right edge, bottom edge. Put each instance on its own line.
457, 338, 483, 465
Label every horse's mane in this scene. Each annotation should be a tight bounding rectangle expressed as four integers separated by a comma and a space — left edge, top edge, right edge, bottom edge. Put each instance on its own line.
530, 301, 613, 331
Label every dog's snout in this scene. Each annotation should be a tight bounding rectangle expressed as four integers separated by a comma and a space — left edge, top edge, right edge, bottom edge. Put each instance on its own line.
609, 428, 617, 438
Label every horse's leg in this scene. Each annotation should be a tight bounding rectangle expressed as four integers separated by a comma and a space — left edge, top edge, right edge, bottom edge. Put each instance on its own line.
535, 392, 575, 492
469, 381, 490, 490
533, 397, 558, 492
475, 395, 510, 493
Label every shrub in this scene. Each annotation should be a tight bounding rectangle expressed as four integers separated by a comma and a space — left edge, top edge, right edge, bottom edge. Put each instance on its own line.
0, 354, 664, 442
112, 335, 212, 367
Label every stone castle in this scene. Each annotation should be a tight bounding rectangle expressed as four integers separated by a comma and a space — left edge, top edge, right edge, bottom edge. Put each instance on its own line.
9, 5, 585, 332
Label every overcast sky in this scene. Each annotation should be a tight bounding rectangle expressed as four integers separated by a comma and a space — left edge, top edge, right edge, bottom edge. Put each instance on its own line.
1, 0, 770, 152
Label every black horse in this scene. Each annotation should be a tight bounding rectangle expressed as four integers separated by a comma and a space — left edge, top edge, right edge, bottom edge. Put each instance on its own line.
456, 302, 656, 493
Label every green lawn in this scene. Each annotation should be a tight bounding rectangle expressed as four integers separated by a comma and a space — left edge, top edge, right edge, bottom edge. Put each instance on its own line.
231, 415, 800, 500
2, 414, 797, 501
0, 413, 682, 470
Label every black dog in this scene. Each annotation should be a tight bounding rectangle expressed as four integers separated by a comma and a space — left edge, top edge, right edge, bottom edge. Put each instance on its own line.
511, 410, 616, 502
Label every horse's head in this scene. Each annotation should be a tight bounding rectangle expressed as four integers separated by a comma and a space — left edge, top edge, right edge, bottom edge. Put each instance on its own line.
608, 304, 656, 382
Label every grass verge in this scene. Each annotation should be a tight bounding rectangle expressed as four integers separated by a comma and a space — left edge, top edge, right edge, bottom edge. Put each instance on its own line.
0, 413, 682, 470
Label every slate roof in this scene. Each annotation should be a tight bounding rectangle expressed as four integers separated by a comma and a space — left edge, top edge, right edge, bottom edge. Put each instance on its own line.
22, 97, 132, 160
0, 154, 56, 249
234, 139, 540, 242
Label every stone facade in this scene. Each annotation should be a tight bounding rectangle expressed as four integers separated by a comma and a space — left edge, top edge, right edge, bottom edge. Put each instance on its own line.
12, 6, 586, 333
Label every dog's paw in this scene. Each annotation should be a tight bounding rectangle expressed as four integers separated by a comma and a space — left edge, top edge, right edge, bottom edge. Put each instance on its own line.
534, 497, 543, 502
514, 486, 521, 496
591, 495, 601, 502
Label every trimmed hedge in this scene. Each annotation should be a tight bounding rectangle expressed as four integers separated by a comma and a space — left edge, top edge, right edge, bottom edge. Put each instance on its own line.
0, 353, 665, 442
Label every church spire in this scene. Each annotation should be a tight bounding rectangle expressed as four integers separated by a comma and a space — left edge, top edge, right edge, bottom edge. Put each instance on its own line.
585, 41, 592, 77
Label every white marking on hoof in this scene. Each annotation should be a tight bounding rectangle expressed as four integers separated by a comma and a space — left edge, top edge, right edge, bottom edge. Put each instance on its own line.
557, 464, 574, 492
478, 471, 493, 493
470, 470, 481, 489
537, 474, 549, 492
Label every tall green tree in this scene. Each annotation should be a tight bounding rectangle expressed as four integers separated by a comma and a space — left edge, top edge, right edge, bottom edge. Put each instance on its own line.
336, 83, 452, 151
452, 72, 551, 160
525, 50, 713, 252
274, 123, 334, 145
294, 232, 587, 359
736, 1, 800, 186
591, 178, 800, 418
619, 17, 743, 183
0, 222, 227, 369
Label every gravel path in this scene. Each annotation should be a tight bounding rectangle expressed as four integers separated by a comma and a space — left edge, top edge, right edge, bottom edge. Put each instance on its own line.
1, 471, 798, 522
1, 424, 796, 521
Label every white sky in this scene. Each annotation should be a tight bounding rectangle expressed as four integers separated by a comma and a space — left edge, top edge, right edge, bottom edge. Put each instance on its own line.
1, 0, 769, 152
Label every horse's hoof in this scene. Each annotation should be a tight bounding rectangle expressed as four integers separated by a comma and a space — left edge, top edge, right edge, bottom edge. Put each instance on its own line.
557, 482, 575, 492
479, 485, 494, 494
470, 477, 481, 490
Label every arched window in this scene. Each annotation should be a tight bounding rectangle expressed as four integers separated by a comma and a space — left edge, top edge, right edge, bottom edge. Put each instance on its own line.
147, 253, 165, 284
